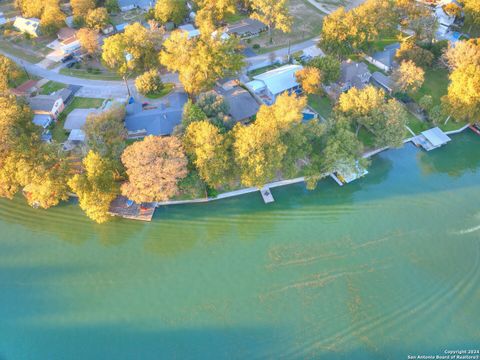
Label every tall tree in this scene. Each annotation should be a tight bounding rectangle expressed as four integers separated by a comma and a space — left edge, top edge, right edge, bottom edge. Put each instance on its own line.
308, 55, 341, 84
121, 136, 188, 202
160, 32, 244, 97
84, 104, 127, 161
102, 23, 158, 78
391, 60, 425, 93
250, 0, 292, 43
0, 55, 24, 93
135, 69, 164, 96
68, 151, 120, 223
40, 0, 66, 36
77, 27, 99, 56
184, 120, 234, 187
464, 0, 480, 26
154, 0, 187, 25
86, 7, 110, 31
395, 39, 434, 68
71, 0, 96, 23
195, 0, 236, 34
295, 67, 322, 95
370, 99, 408, 148
15, 0, 44, 18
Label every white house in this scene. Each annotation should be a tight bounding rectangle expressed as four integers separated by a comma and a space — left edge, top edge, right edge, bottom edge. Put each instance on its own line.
13, 17, 41, 37
27, 95, 65, 119
246, 64, 303, 105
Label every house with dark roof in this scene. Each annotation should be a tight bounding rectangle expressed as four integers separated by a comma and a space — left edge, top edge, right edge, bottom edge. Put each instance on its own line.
217, 86, 260, 123
118, 0, 153, 11
371, 71, 394, 94
27, 95, 65, 119
125, 92, 188, 138
371, 43, 400, 72
226, 18, 267, 39
339, 61, 371, 92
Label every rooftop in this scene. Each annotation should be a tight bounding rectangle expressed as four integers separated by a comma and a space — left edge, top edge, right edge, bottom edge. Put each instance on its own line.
220, 87, 260, 122
249, 64, 303, 96
226, 18, 266, 37
32, 114, 52, 129
27, 95, 60, 112
372, 43, 400, 68
64, 108, 98, 131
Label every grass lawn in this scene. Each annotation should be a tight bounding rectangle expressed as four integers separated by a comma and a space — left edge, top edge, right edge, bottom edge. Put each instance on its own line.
144, 83, 175, 99
366, 30, 403, 54
59, 68, 122, 80
52, 97, 105, 143
0, 39, 43, 63
247, 63, 283, 77
439, 119, 469, 132
308, 94, 333, 120
410, 67, 449, 106
250, 0, 324, 54
224, 11, 248, 24
39, 81, 66, 95
406, 112, 429, 135
357, 127, 376, 148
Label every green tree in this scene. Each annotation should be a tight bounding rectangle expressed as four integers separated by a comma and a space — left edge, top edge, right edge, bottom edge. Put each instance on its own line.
135, 69, 164, 96
86, 7, 110, 31
68, 151, 120, 223
121, 136, 188, 202
395, 39, 434, 68
250, 0, 292, 43
184, 120, 234, 187
160, 31, 244, 97
308, 55, 341, 84
370, 99, 408, 148
84, 104, 127, 161
195, 92, 231, 129
105, 0, 120, 13
154, 0, 187, 25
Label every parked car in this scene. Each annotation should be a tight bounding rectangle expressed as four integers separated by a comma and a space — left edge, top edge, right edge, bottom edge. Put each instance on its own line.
66, 59, 80, 68
61, 54, 74, 63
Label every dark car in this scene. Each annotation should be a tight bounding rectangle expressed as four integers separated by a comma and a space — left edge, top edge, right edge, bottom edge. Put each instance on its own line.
61, 54, 74, 63
65, 59, 80, 68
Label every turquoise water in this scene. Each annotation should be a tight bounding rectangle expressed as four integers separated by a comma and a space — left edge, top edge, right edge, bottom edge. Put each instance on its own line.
0, 133, 479, 359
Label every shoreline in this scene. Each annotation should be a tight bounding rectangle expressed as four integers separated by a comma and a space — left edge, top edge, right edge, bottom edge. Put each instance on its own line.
152, 125, 471, 209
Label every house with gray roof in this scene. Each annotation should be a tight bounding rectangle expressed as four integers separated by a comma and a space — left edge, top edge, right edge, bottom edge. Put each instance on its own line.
371, 71, 394, 94
118, 0, 153, 11
125, 92, 188, 138
27, 95, 65, 119
339, 61, 371, 92
372, 43, 400, 72
217, 86, 260, 123
226, 18, 267, 39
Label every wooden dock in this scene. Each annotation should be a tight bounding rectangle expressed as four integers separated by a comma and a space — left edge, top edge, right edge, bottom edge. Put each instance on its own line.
109, 196, 156, 222
260, 187, 275, 203
330, 173, 344, 186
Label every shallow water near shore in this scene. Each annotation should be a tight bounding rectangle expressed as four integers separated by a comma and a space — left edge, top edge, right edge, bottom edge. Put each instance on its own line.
0, 132, 479, 359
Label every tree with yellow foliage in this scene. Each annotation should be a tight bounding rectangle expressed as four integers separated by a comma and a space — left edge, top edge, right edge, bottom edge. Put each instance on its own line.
77, 28, 99, 56
86, 7, 110, 31
0, 55, 24, 93
184, 120, 234, 187
391, 60, 425, 93
121, 136, 188, 203
154, 0, 187, 25
195, 0, 236, 34
71, 0, 96, 23
250, 0, 292, 43
159, 31, 244, 97
40, 0, 66, 35
68, 151, 120, 223
296, 67, 322, 95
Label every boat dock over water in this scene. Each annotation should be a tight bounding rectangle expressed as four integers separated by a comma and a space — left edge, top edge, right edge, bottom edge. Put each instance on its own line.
261, 187, 275, 203
412, 127, 451, 151
109, 197, 156, 222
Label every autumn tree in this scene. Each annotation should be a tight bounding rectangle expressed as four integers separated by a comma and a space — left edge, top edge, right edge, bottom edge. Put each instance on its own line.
195, 0, 235, 34
184, 120, 234, 187
40, 0, 66, 36
102, 22, 158, 78
154, 0, 187, 25
15, 0, 44, 18
195, 92, 231, 128
308, 55, 341, 84
391, 60, 425, 93
84, 104, 127, 161
338, 85, 385, 126
68, 151, 119, 223
160, 32, 244, 97
135, 69, 164, 96
71, 0, 96, 23
250, 0, 292, 43
0, 55, 24, 93
77, 27, 99, 55
319, 8, 356, 58
442, 39, 480, 122
395, 39, 434, 68
296, 67, 322, 95
121, 136, 188, 202
463, 0, 480, 26
86, 7, 110, 31
233, 93, 306, 187
369, 99, 408, 148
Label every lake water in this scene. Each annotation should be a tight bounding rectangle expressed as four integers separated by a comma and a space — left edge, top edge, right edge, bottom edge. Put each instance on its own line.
0, 133, 479, 359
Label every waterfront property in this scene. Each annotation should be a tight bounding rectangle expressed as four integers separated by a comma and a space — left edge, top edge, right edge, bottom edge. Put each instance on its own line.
246, 64, 303, 105
412, 127, 452, 151
215, 86, 260, 123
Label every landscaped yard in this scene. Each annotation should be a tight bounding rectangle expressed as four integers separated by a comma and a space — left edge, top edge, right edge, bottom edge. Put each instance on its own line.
247, 63, 283, 77
60, 67, 123, 80
250, 0, 324, 54
39, 81, 66, 95
357, 127, 376, 148
410, 67, 450, 106
52, 97, 105, 142
308, 94, 333, 120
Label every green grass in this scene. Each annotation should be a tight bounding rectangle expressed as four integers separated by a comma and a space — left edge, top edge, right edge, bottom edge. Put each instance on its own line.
439, 119, 469, 132
410, 67, 450, 106
367, 30, 402, 53
39, 81, 66, 95
0, 39, 43, 63
144, 83, 175, 99
52, 97, 105, 143
308, 94, 333, 120
59, 68, 122, 80
406, 112, 429, 135
357, 127, 376, 148
224, 11, 248, 23
247, 63, 283, 77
